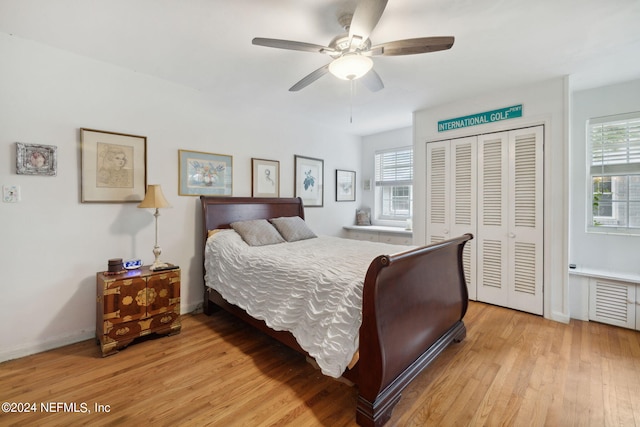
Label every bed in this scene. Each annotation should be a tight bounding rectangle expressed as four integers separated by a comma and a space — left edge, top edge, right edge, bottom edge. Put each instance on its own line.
200, 196, 472, 427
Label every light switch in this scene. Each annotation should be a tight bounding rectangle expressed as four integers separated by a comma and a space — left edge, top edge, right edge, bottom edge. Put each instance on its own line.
3, 185, 20, 203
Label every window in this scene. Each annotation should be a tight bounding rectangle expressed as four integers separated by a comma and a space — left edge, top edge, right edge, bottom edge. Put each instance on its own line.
588, 112, 640, 234
375, 147, 413, 222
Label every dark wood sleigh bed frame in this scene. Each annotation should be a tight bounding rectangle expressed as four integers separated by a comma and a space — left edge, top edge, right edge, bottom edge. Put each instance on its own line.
200, 196, 473, 427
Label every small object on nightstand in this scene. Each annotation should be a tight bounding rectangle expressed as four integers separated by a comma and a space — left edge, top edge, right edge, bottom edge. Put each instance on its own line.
96, 265, 181, 356
106, 258, 125, 275
124, 258, 143, 270
152, 263, 179, 272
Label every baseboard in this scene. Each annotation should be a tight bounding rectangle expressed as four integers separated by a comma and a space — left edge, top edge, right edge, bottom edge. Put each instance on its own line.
549, 310, 571, 324
183, 301, 203, 314
0, 330, 95, 364
1, 303, 203, 364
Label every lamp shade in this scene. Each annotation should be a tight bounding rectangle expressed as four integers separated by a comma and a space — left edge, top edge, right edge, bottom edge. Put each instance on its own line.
138, 184, 171, 209
329, 54, 373, 80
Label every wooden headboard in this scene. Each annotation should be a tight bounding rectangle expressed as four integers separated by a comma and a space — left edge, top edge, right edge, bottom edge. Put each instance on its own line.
200, 196, 305, 245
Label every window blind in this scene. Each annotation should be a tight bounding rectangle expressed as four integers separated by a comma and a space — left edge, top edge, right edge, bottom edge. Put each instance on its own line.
375, 148, 413, 186
590, 112, 640, 175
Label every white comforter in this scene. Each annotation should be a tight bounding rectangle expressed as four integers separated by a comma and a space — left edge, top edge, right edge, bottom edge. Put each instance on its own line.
204, 230, 411, 378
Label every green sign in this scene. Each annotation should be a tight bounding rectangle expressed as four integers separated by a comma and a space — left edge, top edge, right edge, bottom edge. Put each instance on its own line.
438, 104, 523, 132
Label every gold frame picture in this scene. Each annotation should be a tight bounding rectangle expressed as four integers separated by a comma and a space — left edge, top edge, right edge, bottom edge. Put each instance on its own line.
179, 149, 233, 196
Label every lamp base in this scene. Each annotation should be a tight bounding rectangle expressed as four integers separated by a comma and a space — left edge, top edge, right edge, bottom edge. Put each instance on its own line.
149, 244, 167, 271
149, 260, 169, 271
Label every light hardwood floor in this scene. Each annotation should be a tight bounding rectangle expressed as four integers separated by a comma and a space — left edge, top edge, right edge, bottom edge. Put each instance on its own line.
1, 301, 639, 426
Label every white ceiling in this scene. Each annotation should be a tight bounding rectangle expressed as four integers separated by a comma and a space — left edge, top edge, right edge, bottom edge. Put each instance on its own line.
1, 0, 639, 136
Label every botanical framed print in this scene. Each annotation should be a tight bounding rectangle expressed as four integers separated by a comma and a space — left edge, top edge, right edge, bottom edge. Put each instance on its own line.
16, 142, 57, 176
80, 128, 147, 203
252, 158, 280, 198
179, 149, 233, 196
336, 169, 356, 202
294, 155, 323, 207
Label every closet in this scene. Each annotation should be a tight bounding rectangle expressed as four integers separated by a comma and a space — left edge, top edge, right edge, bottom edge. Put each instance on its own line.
426, 126, 544, 315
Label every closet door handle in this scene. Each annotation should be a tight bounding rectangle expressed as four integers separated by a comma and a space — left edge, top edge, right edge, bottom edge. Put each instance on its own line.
509, 232, 516, 238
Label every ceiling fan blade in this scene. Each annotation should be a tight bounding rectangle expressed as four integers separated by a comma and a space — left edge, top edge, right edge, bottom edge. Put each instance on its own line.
360, 69, 384, 92
349, 0, 388, 46
371, 36, 455, 56
252, 38, 335, 54
289, 64, 331, 92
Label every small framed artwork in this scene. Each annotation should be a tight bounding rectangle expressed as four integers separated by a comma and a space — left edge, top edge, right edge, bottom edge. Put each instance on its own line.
294, 155, 323, 207
16, 142, 57, 176
336, 169, 356, 202
80, 128, 147, 203
179, 149, 233, 196
252, 158, 280, 198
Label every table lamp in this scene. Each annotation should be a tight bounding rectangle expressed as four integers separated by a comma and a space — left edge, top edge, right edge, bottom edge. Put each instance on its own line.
138, 184, 172, 270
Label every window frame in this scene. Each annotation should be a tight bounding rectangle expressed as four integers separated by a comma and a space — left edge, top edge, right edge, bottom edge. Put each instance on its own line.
374, 147, 414, 224
587, 112, 640, 235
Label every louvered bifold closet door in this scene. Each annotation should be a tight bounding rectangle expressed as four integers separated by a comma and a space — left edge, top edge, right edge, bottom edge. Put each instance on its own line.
477, 132, 509, 307
507, 126, 543, 314
426, 138, 478, 299
451, 137, 477, 300
426, 141, 450, 245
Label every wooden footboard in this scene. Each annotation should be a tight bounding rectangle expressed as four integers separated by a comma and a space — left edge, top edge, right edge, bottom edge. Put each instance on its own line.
354, 233, 473, 427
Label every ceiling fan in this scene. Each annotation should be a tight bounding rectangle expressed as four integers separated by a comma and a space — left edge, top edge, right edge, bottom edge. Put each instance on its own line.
252, 0, 454, 92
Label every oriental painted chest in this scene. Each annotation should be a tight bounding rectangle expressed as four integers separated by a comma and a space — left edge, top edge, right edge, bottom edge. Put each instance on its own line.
96, 266, 181, 356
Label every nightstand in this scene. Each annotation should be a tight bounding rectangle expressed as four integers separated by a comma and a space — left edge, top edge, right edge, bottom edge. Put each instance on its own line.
96, 266, 181, 356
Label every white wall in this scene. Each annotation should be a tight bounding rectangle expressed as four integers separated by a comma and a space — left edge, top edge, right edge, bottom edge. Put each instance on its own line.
413, 77, 570, 323
569, 79, 640, 275
360, 126, 412, 227
0, 33, 361, 361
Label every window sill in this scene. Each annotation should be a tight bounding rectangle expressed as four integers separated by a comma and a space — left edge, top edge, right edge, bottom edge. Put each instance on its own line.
343, 225, 413, 236
568, 267, 640, 284
586, 227, 640, 236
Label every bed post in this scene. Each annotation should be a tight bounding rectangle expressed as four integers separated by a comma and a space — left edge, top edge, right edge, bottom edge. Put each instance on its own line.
201, 196, 210, 315
203, 287, 213, 315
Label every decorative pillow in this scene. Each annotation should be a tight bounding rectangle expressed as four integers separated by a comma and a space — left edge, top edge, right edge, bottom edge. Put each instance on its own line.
269, 216, 317, 242
356, 208, 371, 226
230, 219, 285, 246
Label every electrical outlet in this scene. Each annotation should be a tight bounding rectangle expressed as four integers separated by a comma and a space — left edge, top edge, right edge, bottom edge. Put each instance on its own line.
3, 185, 20, 203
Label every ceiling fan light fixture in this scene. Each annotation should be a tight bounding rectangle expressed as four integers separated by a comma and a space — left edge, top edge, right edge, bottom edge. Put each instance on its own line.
329, 54, 373, 80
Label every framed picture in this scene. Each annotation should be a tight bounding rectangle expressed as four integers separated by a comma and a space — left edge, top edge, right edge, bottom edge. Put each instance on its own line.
336, 169, 356, 201
252, 158, 280, 198
80, 128, 147, 203
294, 155, 323, 207
16, 142, 57, 176
179, 149, 233, 196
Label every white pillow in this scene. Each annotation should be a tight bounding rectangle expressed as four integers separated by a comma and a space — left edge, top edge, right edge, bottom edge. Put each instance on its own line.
269, 216, 317, 242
